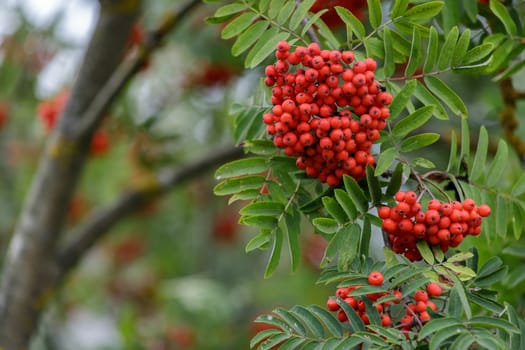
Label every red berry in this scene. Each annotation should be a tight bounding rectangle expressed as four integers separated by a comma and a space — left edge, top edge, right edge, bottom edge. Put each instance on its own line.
426, 282, 442, 297
478, 204, 491, 217
327, 298, 340, 311
368, 271, 384, 286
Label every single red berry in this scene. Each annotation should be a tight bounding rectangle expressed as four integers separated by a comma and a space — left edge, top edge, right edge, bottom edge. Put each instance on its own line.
478, 204, 491, 217
426, 282, 442, 297
368, 271, 384, 286
414, 290, 429, 302
327, 298, 340, 311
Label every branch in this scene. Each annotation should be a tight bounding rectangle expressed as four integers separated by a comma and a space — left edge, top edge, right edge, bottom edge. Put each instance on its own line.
0, 1, 140, 348
55, 146, 244, 279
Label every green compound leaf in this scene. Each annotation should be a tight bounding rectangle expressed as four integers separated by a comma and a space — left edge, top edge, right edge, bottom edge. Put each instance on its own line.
462, 43, 494, 65
405, 27, 423, 77
489, 0, 517, 35
418, 317, 463, 340
469, 126, 489, 182
374, 147, 398, 176
424, 76, 467, 118
222, 12, 258, 40
285, 212, 301, 271
343, 175, 369, 214
335, 6, 365, 40
392, 105, 434, 138
429, 325, 468, 350
423, 26, 439, 73
301, 10, 328, 36
486, 139, 509, 187
213, 3, 247, 17
452, 29, 471, 67
289, 0, 316, 31
290, 305, 325, 338
246, 231, 271, 252
264, 225, 283, 278
402, 1, 444, 22
416, 240, 435, 264
437, 26, 459, 70
250, 328, 282, 349
450, 273, 472, 319
334, 189, 358, 222
245, 30, 290, 68
307, 305, 344, 337
391, 0, 410, 18
215, 157, 269, 179
214, 175, 266, 195
400, 133, 440, 152
240, 201, 285, 216
232, 20, 270, 56
312, 217, 339, 234
382, 27, 395, 77
322, 196, 348, 224
414, 80, 448, 120
273, 308, 307, 336
389, 79, 417, 121
367, 0, 382, 29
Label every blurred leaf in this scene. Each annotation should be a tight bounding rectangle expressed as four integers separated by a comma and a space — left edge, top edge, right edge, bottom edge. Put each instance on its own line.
400, 133, 440, 152
446, 130, 458, 172
425, 76, 467, 118
315, 17, 341, 48
268, 0, 282, 18
264, 226, 283, 278
367, 0, 382, 28
222, 12, 258, 40
289, 0, 316, 31
232, 20, 270, 56
469, 316, 520, 334
259, 333, 292, 349
375, 147, 398, 176
335, 6, 365, 40
437, 26, 459, 70
402, 1, 444, 22
392, 105, 434, 138
489, 0, 517, 35
214, 175, 266, 195
486, 139, 508, 187
447, 251, 474, 263
470, 126, 488, 182
443, 262, 476, 281
460, 118, 470, 163
215, 157, 268, 179
360, 216, 371, 256
502, 244, 525, 258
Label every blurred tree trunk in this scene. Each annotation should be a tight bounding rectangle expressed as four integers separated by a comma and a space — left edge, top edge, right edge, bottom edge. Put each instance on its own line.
0, 1, 140, 348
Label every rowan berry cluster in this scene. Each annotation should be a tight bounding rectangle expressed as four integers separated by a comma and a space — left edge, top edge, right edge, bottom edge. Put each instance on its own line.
263, 41, 392, 186
326, 271, 444, 334
379, 191, 491, 261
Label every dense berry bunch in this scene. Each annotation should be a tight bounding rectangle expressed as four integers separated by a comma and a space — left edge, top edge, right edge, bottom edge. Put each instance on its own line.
264, 41, 392, 186
327, 272, 445, 334
379, 192, 491, 261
